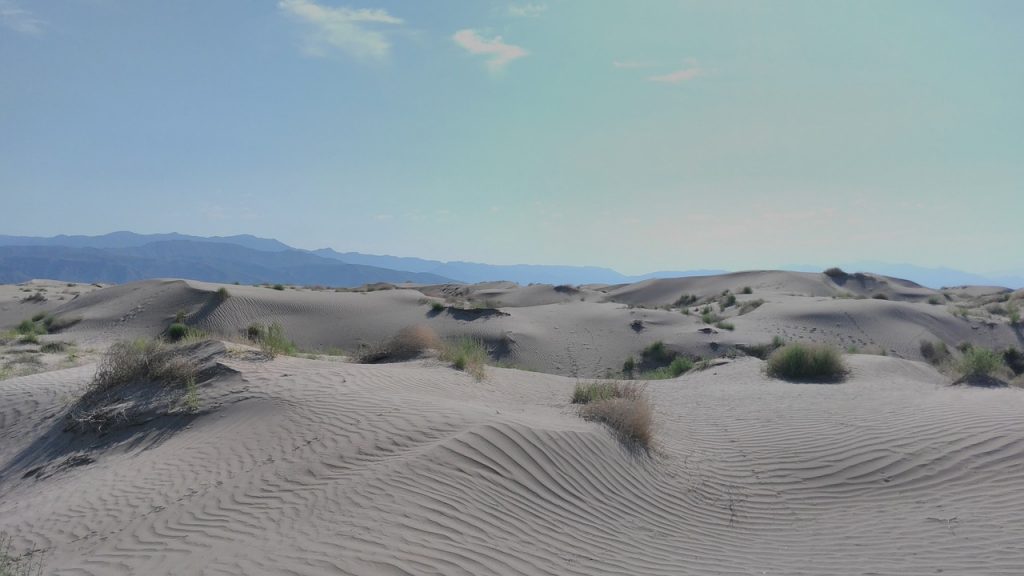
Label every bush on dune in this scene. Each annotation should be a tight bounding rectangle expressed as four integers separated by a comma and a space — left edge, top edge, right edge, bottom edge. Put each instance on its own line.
572, 381, 652, 448
439, 336, 489, 380
766, 343, 847, 382
357, 325, 441, 363
958, 347, 1004, 379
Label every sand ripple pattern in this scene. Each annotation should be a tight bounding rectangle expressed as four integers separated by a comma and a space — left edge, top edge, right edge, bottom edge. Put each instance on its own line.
1, 356, 1022, 574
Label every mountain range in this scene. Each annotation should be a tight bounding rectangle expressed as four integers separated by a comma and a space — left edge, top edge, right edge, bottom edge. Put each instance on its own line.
0, 232, 1021, 289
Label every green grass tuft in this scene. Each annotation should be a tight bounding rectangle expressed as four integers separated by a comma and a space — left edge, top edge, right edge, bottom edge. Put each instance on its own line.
439, 337, 489, 380
766, 343, 847, 382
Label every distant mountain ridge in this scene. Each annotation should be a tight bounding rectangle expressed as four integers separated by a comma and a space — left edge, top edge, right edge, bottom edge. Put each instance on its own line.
0, 232, 1020, 288
311, 248, 726, 285
0, 241, 452, 286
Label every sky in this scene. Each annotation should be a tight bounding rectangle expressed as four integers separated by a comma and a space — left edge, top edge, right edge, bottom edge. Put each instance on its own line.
2, 0, 1022, 275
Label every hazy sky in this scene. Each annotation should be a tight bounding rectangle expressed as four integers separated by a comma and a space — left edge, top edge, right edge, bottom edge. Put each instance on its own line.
2, 1, 1021, 274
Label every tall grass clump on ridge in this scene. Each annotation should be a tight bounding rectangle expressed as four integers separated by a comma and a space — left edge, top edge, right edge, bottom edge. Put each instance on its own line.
766, 343, 847, 382
571, 381, 652, 448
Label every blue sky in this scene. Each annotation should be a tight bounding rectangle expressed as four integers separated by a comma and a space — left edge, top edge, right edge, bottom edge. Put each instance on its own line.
2, 1, 1021, 275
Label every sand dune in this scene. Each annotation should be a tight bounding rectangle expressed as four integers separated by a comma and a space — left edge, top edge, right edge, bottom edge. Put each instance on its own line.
2, 353, 1023, 574
1, 272, 1023, 574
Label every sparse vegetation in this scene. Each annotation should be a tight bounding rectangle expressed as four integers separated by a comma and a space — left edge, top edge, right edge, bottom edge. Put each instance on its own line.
701, 309, 723, 324
216, 287, 231, 301
927, 295, 943, 305
21, 291, 46, 303
715, 321, 735, 331
871, 293, 889, 300
356, 325, 441, 363
572, 381, 652, 448
245, 322, 297, 357
718, 292, 736, 310
40, 341, 68, 353
1008, 301, 1021, 326
0, 532, 44, 576
629, 319, 644, 331
738, 299, 765, 315
86, 339, 198, 399
739, 336, 785, 359
741, 286, 753, 294
430, 301, 446, 313
439, 337, 488, 380
642, 356, 694, 379
958, 347, 1004, 379
1002, 348, 1024, 375
272, 284, 285, 291
919, 340, 951, 367
674, 294, 698, 307
765, 343, 847, 382
622, 356, 636, 377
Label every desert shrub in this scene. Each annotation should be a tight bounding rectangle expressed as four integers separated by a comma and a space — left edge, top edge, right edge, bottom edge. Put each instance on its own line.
216, 287, 231, 301
738, 299, 765, 315
871, 293, 889, 300
959, 347, 1004, 378
674, 294, 698, 307
987, 303, 1008, 316
572, 381, 643, 404
1002, 348, 1024, 375
919, 340, 950, 366
357, 325, 441, 363
643, 356, 694, 379
766, 343, 847, 382
439, 337, 488, 380
15, 320, 39, 336
245, 323, 266, 341
581, 383, 651, 446
88, 340, 197, 398
430, 301, 446, 313
1008, 301, 1021, 325
167, 323, 189, 341
715, 321, 735, 331
640, 341, 672, 365
17, 333, 39, 344
40, 341, 68, 353
719, 292, 736, 310
622, 356, 636, 376
30, 312, 45, 322
927, 295, 943, 305
629, 319, 644, 331
824, 267, 847, 278
21, 292, 46, 303
261, 322, 296, 357
741, 286, 753, 294
701, 311, 722, 324
553, 284, 579, 294
272, 284, 285, 291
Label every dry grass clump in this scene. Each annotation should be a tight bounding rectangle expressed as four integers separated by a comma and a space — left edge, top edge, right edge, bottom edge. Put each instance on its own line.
766, 343, 847, 382
88, 340, 197, 399
357, 325, 441, 363
572, 381, 652, 448
439, 337, 489, 380
0, 532, 44, 576
737, 299, 765, 315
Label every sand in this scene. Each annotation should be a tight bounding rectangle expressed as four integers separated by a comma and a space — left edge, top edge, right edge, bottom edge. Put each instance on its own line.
1, 271, 1023, 574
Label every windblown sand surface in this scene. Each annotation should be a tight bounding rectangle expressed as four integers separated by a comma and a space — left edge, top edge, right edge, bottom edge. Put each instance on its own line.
1, 271, 1023, 574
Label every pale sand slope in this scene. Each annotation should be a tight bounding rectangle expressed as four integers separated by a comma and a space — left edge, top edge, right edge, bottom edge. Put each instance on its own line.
1, 353, 1023, 574
11, 275, 1018, 378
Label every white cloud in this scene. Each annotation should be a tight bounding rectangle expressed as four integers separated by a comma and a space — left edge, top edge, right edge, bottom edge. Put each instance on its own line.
0, 0, 43, 35
508, 3, 547, 18
648, 66, 702, 84
278, 0, 402, 60
452, 29, 527, 72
